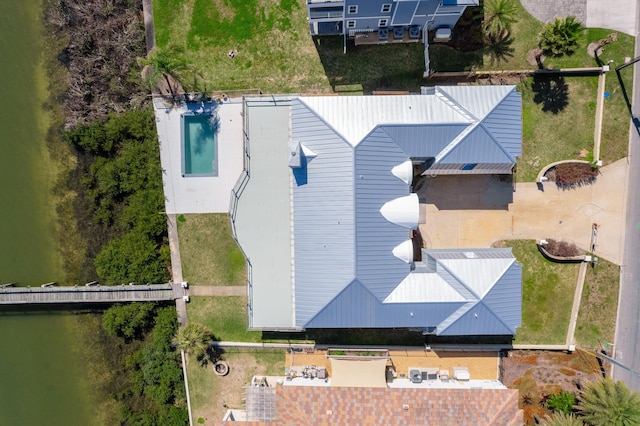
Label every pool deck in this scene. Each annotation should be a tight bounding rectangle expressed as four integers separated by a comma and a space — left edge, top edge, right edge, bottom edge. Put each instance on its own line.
153, 98, 244, 214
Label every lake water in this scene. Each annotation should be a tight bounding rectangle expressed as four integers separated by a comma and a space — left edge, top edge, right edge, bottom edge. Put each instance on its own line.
0, 1, 95, 424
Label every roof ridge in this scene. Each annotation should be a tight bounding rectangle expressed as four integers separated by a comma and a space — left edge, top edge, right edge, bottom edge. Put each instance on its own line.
488, 389, 521, 425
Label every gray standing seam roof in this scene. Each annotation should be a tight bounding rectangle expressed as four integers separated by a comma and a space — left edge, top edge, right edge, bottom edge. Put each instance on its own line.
242, 87, 522, 334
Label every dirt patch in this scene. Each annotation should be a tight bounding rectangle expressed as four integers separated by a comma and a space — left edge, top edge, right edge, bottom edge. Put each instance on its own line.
502, 350, 604, 425
192, 352, 278, 424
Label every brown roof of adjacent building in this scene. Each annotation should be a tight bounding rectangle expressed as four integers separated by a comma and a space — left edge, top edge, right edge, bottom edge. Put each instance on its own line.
215, 385, 522, 425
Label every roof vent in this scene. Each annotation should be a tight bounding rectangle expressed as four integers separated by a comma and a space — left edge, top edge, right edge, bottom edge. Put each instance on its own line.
391, 160, 413, 185
379, 194, 419, 229
392, 240, 414, 263
288, 140, 302, 168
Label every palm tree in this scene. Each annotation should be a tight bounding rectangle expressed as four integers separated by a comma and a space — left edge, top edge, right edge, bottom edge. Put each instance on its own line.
578, 378, 640, 426
538, 16, 584, 57
139, 47, 188, 98
482, 0, 518, 42
172, 322, 213, 360
542, 412, 584, 426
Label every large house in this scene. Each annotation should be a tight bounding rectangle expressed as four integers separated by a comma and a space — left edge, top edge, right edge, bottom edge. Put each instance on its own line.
307, 0, 478, 38
306, 0, 479, 72
231, 86, 523, 335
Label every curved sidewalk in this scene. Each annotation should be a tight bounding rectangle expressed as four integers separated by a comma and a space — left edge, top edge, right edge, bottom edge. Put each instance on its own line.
519, 0, 637, 35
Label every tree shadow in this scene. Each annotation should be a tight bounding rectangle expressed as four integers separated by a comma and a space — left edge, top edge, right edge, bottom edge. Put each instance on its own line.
484, 35, 515, 66
313, 36, 427, 93
532, 75, 569, 114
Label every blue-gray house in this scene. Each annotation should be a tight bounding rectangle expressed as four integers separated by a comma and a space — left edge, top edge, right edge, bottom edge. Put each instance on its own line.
308, 0, 477, 38
232, 86, 522, 335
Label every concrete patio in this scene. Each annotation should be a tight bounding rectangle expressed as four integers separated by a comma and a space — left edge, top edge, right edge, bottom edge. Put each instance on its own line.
153, 97, 244, 214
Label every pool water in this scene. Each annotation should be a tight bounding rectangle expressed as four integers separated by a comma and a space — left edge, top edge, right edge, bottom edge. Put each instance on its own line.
183, 114, 217, 176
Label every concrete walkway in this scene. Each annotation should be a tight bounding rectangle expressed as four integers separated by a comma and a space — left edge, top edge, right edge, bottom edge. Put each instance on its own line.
567, 262, 588, 347
141, 0, 156, 54
421, 158, 628, 265
519, 0, 637, 35
187, 286, 246, 296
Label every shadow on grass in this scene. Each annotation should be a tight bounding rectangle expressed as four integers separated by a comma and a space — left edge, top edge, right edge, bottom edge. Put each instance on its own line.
263, 328, 514, 346
313, 36, 428, 93
484, 35, 515, 66
532, 75, 569, 114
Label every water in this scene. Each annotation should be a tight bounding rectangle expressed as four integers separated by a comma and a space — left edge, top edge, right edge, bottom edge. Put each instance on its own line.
0, 1, 95, 424
183, 114, 217, 176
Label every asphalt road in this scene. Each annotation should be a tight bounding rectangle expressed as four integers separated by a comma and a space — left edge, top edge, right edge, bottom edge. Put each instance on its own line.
612, 6, 640, 390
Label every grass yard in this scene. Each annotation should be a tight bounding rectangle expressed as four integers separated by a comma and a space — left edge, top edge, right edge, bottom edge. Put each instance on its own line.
153, 0, 331, 94
187, 296, 261, 342
517, 76, 597, 181
177, 214, 245, 286
498, 240, 579, 344
575, 258, 620, 348
188, 350, 285, 424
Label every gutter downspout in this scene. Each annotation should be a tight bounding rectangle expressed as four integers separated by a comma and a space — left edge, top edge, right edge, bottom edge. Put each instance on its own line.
422, 1, 442, 76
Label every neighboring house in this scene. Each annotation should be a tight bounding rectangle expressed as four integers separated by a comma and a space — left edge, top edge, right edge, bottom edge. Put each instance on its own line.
219, 364, 522, 425
307, 0, 479, 72
231, 86, 522, 335
307, 0, 478, 38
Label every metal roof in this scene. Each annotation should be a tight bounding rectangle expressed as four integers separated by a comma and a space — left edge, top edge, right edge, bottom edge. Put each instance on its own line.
238, 87, 522, 334
297, 95, 471, 146
233, 97, 294, 329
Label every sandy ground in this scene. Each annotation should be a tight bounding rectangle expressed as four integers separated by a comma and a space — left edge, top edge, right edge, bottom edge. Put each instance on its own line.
286, 349, 500, 380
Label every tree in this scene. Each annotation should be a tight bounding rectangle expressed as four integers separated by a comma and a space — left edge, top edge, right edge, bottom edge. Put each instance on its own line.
172, 323, 213, 361
547, 390, 577, 415
482, 0, 518, 42
578, 378, 640, 426
542, 412, 584, 426
139, 47, 188, 98
102, 302, 156, 340
539, 16, 584, 57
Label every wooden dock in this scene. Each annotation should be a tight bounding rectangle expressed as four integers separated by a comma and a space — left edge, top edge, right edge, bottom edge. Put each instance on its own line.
0, 283, 181, 305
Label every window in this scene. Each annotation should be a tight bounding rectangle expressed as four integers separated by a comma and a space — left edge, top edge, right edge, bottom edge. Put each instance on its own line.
379, 18, 388, 27
461, 164, 477, 171
346, 20, 356, 29
381, 3, 392, 13
348, 5, 358, 14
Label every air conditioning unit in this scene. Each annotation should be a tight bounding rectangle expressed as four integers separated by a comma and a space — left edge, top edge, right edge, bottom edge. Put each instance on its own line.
434, 28, 452, 43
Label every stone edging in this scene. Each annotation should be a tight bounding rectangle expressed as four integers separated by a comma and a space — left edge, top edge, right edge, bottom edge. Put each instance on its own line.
536, 160, 591, 183
536, 241, 586, 263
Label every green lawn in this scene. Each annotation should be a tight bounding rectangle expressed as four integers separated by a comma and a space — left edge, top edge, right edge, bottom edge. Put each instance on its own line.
186, 296, 261, 342
575, 258, 620, 348
499, 240, 579, 344
177, 214, 245, 286
153, 0, 330, 94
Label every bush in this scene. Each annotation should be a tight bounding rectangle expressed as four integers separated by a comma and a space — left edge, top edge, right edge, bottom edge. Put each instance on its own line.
547, 390, 577, 415
539, 16, 585, 57
553, 163, 599, 189
102, 302, 157, 340
544, 239, 583, 257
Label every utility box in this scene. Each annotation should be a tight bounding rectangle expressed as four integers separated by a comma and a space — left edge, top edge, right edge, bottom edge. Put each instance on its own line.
434, 28, 452, 42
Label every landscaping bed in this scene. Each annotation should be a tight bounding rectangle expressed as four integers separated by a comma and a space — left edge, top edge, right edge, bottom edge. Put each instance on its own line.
502, 350, 603, 425
544, 162, 599, 189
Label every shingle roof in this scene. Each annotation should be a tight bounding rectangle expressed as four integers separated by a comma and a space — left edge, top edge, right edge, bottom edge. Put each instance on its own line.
274, 386, 522, 425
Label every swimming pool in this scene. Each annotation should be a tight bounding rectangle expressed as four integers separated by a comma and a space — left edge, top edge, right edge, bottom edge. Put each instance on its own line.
182, 113, 218, 176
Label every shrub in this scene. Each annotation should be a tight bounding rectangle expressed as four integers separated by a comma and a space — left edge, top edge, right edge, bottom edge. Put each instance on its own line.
544, 239, 583, 257
547, 390, 577, 415
553, 163, 599, 189
539, 16, 585, 57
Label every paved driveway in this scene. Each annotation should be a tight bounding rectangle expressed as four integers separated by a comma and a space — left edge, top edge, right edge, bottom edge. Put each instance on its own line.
520, 0, 637, 36
419, 159, 627, 265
